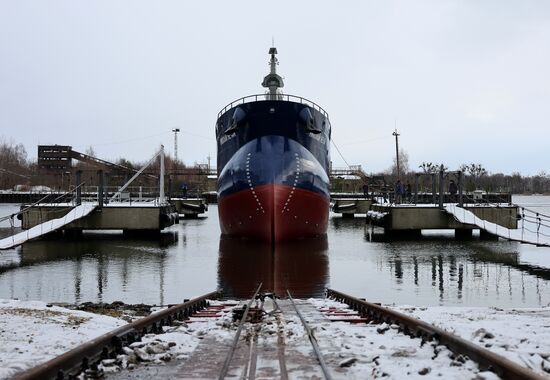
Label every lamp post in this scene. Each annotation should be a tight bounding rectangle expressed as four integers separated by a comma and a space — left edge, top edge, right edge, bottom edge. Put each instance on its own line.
392, 129, 400, 180
172, 128, 180, 167
172, 128, 180, 198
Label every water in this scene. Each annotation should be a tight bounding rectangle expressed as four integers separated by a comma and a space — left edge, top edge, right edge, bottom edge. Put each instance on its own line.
0, 196, 549, 307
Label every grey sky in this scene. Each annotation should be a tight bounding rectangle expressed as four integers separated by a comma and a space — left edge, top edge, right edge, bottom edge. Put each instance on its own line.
1, 1, 549, 175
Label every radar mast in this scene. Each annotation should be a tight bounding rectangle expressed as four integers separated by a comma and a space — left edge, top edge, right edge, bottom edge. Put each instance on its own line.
261, 46, 284, 99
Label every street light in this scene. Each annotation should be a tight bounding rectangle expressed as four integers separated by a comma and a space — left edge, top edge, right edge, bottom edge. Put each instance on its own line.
392, 129, 400, 180
172, 128, 180, 197
172, 128, 180, 165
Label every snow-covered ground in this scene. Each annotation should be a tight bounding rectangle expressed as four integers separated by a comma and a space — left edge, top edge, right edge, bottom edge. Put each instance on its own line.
0, 299, 125, 379
0, 299, 235, 379
310, 298, 550, 378
1, 298, 549, 379
398, 305, 550, 376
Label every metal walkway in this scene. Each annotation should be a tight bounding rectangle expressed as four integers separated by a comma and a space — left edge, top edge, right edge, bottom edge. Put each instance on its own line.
444, 203, 550, 247
0, 203, 96, 250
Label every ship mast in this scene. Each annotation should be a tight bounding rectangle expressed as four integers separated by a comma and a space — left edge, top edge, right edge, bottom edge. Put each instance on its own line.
262, 46, 284, 100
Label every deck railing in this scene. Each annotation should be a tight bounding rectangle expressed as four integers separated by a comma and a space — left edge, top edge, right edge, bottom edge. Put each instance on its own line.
217, 93, 330, 119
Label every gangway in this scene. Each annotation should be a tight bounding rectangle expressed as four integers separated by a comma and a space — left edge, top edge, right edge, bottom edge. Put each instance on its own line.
0, 203, 96, 250
444, 203, 550, 247
1, 145, 173, 249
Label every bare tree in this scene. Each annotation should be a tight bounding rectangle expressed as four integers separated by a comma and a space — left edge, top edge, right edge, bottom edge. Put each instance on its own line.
419, 162, 448, 174
459, 163, 487, 191
389, 148, 409, 177
0, 139, 30, 189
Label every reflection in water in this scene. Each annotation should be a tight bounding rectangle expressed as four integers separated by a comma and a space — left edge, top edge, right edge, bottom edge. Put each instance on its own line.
330, 216, 365, 232
217, 236, 329, 298
0, 232, 178, 303
1, 231, 178, 271
364, 238, 550, 306
0, 202, 550, 307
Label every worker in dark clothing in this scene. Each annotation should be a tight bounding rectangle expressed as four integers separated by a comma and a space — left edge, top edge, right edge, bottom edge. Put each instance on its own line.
405, 183, 412, 203
449, 180, 458, 202
363, 183, 369, 198
394, 180, 404, 204
181, 183, 188, 198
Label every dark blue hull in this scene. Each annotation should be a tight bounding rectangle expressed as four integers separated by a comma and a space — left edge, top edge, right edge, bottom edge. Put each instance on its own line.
216, 97, 331, 241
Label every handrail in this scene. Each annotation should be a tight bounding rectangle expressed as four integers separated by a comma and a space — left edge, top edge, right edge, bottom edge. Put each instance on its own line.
217, 93, 330, 120
0, 183, 85, 223
49, 182, 85, 205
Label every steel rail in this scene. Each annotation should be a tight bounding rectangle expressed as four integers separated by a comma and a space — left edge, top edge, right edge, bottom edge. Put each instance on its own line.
326, 289, 547, 380
270, 297, 289, 380
241, 297, 264, 379
218, 283, 263, 380
287, 290, 334, 380
13, 291, 220, 380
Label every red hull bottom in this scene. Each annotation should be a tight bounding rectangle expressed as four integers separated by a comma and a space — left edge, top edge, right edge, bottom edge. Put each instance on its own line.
218, 184, 329, 242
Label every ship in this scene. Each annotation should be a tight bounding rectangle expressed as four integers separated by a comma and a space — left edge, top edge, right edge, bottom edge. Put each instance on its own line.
216, 47, 331, 242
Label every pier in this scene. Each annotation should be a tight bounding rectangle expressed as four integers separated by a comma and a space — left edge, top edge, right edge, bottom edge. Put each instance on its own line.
19, 203, 177, 232
367, 203, 518, 237
332, 198, 373, 217
0, 146, 179, 249
170, 197, 208, 218
329, 167, 550, 247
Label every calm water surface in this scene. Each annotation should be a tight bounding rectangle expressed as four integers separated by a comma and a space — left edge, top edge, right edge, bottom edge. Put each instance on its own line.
0, 195, 549, 307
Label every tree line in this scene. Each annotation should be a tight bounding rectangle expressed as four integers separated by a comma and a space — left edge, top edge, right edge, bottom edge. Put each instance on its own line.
384, 154, 550, 194
0, 140, 213, 193
1, 140, 549, 194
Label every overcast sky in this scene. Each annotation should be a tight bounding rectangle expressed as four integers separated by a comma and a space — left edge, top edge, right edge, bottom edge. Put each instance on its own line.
1, 1, 549, 175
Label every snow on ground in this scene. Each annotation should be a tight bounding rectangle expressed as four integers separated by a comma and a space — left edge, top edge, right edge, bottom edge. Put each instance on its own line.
2, 297, 550, 379
0, 299, 126, 379
107, 299, 237, 370
309, 298, 550, 379
396, 305, 550, 376
0, 299, 239, 379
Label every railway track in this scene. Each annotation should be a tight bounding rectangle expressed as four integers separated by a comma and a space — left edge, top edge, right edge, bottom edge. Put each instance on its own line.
11, 288, 548, 379
13, 291, 220, 380
326, 288, 547, 380
218, 287, 333, 379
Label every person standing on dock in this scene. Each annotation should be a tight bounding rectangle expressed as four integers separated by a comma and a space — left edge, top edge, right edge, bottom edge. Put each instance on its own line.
394, 180, 404, 204
363, 182, 369, 199
181, 183, 188, 198
449, 180, 458, 202
405, 182, 412, 203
